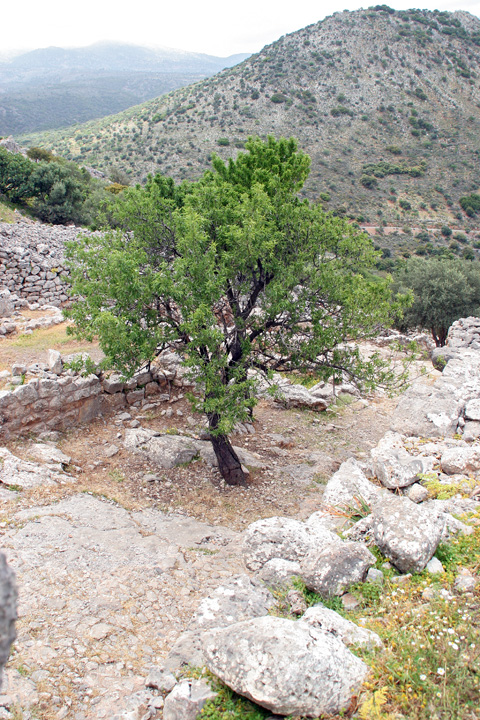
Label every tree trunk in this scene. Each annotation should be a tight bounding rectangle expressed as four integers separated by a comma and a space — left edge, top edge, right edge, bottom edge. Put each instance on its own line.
208, 413, 247, 486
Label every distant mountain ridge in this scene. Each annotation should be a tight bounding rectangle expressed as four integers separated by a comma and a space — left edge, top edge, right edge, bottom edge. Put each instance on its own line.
21, 7, 480, 229
0, 42, 250, 135
3, 42, 249, 76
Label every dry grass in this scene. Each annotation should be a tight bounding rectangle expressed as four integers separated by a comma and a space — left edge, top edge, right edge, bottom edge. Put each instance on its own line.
0, 320, 102, 372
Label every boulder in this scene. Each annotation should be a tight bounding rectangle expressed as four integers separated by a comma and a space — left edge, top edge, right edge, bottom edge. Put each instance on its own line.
371, 432, 436, 489
0, 554, 17, 691
189, 575, 275, 631
390, 383, 464, 438
372, 495, 445, 573
440, 446, 480, 475
203, 616, 368, 717
300, 541, 375, 598
124, 428, 199, 469
274, 383, 328, 410
242, 516, 339, 572
301, 605, 383, 649
243, 517, 315, 572
464, 399, 480, 422
322, 457, 384, 507
257, 558, 302, 589
163, 679, 217, 720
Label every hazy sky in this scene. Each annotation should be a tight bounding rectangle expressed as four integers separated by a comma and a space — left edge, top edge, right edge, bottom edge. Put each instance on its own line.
2, 0, 480, 57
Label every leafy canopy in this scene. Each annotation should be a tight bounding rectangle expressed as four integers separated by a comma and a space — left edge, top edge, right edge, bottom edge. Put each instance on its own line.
394, 256, 480, 346
66, 136, 403, 440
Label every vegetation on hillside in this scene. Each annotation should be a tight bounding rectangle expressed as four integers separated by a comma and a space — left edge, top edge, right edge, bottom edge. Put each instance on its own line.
23, 7, 480, 231
0, 146, 122, 225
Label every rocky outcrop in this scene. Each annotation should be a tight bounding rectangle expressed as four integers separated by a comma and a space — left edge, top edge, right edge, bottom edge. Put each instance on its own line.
391, 317, 480, 438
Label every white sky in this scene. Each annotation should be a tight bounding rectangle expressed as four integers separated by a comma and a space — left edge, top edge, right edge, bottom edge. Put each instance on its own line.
2, 0, 480, 57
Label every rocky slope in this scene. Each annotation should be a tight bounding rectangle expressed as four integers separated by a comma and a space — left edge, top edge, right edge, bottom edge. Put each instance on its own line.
24, 7, 480, 228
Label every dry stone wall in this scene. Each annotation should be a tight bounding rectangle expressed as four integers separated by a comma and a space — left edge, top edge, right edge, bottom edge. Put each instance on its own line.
0, 352, 188, 440
0, 220, 91, 306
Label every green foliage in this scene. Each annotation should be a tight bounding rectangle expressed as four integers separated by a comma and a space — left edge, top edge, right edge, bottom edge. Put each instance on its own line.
66, 137, 404, 479
30, 160, 91, 225
270, 93, 288, 104
200, 682, 269, 719
330, 105, 354, 117
0, 148, 35, 202
27, 146, 56, 162
394, 256, 480, 345
217, 138, 230, 147
459, 193, 480, 216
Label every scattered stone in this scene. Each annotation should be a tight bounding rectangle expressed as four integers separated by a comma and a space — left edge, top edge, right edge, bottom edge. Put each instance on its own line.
426, 557, 444, 574
440, 446, 480, 475
104, 444, 119, 458
371, 432, 435, 489
145, 668, 177, 693
285, 588, 307, 616
257, 558, 302, 589
189, 575, 275, 632
366, 568, 384, 584
163, 679, 217, 720
454, 568, 478, 593
404, 483, 429, 504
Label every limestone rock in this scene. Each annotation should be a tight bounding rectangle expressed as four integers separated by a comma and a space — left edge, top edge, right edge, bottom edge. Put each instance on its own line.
203, 616, 368, 717
301, 605, 383, 649
322, 457, 384, 506
465, 399, 480, 421
242, 516, 339, 572
300, 541, 375, 598
189, 575, 275, 631
0, 447, 67, 489
440, 446, 480, 475
0, 554, 17, 691
145, 668, 177, 693
274, 383, 328, 410
371, 432, 435, 489
47, 349, 62, 374
163, 679, 217, 720
372, 495, 445, 573
257, 558, 302, 589
124, 428, 199, 469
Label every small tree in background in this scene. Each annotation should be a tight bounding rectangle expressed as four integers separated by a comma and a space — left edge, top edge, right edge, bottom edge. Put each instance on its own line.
394, 256, 480, 346
66, 136, 404, 486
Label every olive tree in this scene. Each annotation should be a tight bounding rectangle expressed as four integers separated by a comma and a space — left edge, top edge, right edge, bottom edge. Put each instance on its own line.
66, 137, 401, 486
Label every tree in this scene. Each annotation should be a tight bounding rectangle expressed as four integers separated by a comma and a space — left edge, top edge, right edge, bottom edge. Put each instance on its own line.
0, 148, 34, 202
393, 256, 480, 346
30, 161, 91, 225
66, 137, 400, 486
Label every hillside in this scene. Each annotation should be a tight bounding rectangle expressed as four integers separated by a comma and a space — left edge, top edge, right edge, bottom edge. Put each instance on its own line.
0, 42, 249, 135
22, 7, 480, 228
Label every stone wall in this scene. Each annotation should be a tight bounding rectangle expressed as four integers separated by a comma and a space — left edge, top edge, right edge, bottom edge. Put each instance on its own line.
0, 221, 90, 306
0, 352, 186, 440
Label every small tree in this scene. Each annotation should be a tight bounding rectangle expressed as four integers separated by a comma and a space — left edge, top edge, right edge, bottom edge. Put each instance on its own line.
66, 137, 401, 486
394, 256, 480, 346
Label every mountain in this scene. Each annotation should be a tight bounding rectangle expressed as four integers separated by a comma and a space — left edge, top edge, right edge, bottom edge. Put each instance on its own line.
0, 42, 250, 135
21, 8, 480, 229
